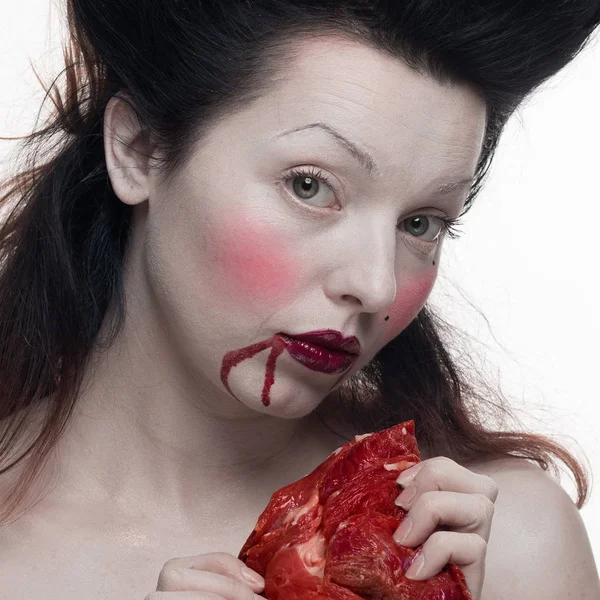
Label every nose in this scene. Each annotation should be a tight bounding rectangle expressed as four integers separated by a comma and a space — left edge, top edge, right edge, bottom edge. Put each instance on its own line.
323, 219, 397, 314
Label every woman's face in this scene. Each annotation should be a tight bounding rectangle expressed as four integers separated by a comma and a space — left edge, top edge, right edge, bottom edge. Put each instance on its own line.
139, 36, 486, 419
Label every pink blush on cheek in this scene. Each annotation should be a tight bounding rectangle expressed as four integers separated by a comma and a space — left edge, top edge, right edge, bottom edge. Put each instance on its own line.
384, 273, 437, 340
214, 218, 301, 305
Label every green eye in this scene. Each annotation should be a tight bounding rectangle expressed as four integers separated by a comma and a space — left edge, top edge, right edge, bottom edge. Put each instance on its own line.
286, 167, 337, 208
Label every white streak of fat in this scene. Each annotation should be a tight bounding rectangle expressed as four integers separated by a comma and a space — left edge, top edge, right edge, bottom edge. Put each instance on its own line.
384, 462, 402, 472
283, 490, 319, 527
295, 531, 327, 578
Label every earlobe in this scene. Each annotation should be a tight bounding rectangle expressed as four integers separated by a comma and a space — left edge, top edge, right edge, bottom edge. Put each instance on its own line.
103, 94, 153, 207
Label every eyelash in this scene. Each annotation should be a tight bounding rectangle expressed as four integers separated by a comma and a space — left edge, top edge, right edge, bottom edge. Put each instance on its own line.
283, 166, 465, 243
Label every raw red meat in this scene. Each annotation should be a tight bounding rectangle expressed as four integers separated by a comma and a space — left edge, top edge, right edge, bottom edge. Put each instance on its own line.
239, 420, 474, 600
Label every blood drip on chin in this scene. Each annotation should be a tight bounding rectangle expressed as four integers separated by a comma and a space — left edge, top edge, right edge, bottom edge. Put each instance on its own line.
221, 335, 285, 406
220, 336, 349, 407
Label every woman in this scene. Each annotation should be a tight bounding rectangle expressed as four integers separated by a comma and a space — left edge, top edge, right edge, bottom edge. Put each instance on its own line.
0, 0, 599, 598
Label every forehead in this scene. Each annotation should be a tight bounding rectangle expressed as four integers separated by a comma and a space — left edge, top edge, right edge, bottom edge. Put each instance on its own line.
241, 35, 487, 188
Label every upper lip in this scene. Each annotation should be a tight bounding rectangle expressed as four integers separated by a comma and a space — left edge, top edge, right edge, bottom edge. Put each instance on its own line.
282, 330, 361, 355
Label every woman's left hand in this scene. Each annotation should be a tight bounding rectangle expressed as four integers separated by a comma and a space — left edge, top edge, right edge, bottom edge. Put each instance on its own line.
392, 456, 499, 600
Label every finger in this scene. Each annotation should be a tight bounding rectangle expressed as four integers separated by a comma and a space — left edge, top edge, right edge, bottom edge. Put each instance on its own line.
393, 490, 494, 546
396, 456, 499, 501
146, 593, 265, 599
156, 553, 263, 597
161, 553, 265, 590
146, 593, 226, 599
403, 531, 487, 598
159, 553, 264, 588
156, 569, 259, 599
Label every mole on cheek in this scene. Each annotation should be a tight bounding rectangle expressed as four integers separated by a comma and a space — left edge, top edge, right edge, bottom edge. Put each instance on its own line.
385, 273, 437, 334
215, 217, 301, 304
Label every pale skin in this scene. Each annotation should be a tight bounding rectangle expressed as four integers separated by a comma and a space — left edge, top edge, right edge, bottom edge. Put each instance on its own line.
0, 35, 599, 600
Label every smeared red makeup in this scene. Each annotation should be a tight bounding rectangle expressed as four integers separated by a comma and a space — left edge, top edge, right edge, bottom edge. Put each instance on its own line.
220, 335, 286, 407
220, 333, 352, 407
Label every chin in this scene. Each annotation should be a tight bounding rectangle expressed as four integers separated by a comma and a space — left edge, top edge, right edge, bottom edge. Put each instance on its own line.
244, 382, 325, 420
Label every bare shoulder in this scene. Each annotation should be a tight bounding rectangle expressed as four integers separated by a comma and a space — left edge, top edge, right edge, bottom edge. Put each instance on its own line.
464, 454, 562, 497
464, 456, 600, 599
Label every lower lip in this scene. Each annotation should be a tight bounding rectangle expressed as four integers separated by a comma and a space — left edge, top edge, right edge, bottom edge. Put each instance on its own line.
280, 335, 358, 374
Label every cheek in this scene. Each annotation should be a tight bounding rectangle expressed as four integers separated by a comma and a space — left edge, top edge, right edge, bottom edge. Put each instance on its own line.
383, 272, 437, 341
213, 216, 302, 306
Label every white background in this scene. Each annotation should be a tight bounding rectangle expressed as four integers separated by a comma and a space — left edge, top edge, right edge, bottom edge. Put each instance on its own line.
1, 0, 599, 570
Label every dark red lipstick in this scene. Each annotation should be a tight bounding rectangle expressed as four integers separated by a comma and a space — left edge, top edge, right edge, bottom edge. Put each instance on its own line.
283, 330, 361, 354
279, 330, 360, 374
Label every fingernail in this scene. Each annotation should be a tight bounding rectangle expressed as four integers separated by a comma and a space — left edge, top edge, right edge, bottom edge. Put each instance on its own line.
396, 464, 423, 486
242, 565, 265, 587
393, 515, 413, 544
394, 484, 417, 508
405, 553, 425, 579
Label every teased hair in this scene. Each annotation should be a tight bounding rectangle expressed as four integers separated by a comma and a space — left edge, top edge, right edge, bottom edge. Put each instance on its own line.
1, 0, 599, 523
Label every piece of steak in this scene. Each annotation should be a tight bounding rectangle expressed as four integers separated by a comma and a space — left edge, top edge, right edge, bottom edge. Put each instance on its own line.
239, 420, 474, 600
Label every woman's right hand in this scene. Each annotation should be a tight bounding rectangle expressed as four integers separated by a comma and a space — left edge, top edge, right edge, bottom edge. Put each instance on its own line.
144, 552, 266, 599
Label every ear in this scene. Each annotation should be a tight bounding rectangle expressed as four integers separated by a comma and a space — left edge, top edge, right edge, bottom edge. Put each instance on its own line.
103, 94, 156, 206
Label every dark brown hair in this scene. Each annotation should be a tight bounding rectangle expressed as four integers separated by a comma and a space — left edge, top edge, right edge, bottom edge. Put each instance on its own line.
1, 0, 599, 524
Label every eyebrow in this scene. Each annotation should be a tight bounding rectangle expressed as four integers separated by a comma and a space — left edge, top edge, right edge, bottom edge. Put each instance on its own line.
275, 122, 475, 194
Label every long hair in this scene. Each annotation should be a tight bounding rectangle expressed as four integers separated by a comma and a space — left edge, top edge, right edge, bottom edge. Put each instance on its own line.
1, 0, 599, 524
